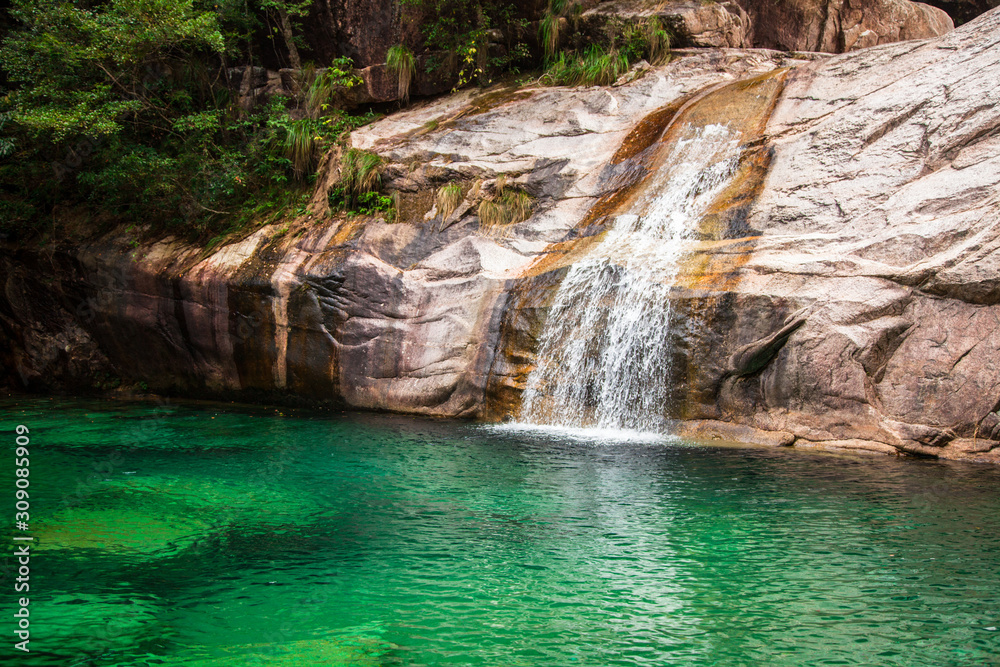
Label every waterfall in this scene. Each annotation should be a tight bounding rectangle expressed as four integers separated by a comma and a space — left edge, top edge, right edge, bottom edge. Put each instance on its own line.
518, 123, 743, 433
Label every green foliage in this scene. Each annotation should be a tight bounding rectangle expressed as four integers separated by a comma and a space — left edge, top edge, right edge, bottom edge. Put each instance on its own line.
355, 191, 396, 217
539, 0, 571, 62
0, 0, 226, 142
401, 0, 530, 89
644, 17, 672, 65
539, 12, 561, 62
387, 45, 417, 104
304, 58, 363, 118
340, 148, 383, 195
328, 148, 394, 218
284, 119, 320, 181
542, 44, 630, 87
0, 114, 15, 160
0, 0, 377, 240
541, 16, 673, 87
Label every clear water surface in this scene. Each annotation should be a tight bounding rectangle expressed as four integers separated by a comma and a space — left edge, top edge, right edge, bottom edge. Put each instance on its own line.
2, 397, 998, 666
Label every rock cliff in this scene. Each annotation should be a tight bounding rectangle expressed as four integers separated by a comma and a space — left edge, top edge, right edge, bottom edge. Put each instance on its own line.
736, 0, 954, 51
3, 9, 1000, 463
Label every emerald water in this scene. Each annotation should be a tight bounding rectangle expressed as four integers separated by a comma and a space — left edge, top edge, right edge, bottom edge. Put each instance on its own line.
3, 397, 999, 666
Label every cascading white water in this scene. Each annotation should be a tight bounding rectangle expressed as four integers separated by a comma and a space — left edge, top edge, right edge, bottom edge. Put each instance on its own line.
518, 123, 743, 433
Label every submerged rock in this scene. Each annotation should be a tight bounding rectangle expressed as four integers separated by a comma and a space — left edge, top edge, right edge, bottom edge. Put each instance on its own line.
34, 507, 211, 557
27, 593, 162, 658
155, 634, 394, 666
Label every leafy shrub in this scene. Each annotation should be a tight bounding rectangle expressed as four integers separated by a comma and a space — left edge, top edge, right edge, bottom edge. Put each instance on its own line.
327, 148, 395, 218
401, 0, 530, 90
304, 58, 364, 117
0, 1, 376, 240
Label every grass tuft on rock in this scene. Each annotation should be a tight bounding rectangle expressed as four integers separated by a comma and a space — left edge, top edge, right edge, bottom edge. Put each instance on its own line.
436, 183, 463, 221
542, 44, 630, 87
477, 175, 533, 238
284, 119, 320, 181
387, 44, 416, 104
327, 148, 395, 218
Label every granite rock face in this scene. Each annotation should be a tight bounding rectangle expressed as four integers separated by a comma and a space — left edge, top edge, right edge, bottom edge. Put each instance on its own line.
914, 0, 998, 24
0, 51, 797, 413
3, 9, 1000, 463
583, 1, 754, 48
489, 7, 1000, 463
689, 6, 1000, 460
736, 0, 954, 51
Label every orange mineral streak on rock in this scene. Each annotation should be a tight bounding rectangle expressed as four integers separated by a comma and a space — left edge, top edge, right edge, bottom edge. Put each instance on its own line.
486, 69, 789, 421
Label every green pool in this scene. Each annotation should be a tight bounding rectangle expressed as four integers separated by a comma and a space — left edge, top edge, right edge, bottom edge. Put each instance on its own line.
3, 397, 999, 666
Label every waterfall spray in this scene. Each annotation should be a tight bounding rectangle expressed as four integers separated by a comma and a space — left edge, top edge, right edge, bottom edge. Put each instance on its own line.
519, 123, 743, 433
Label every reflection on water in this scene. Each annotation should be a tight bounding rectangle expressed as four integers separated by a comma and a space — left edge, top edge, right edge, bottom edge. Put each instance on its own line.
3, 397, 999, 666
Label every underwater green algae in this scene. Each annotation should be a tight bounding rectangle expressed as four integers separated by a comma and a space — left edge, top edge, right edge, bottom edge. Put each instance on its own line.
25, 593, 162, 657
144, 633, 395, 666
3, 397, 998, 666
33, 507, 211, 556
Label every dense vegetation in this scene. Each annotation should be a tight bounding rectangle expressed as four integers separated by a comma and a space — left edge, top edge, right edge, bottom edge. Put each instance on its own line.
0, 0, 671, 242
0, 0, 367, 241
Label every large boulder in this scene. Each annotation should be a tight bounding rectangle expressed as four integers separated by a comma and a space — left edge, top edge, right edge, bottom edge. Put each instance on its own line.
303, 0, 412, 68
583, 0, 753, 48
921, 0, 999, 24
668, 6, 1000, 459
737, 0, 954, 51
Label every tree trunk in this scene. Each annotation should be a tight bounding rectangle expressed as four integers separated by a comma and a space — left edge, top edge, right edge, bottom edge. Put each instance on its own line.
276, 6, 302, 70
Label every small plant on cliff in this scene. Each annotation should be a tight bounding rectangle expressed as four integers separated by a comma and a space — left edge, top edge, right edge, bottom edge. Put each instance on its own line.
387, 44, 417, 104
542, 44, 629, 87
342, 149, 383, 194
476, 174, 533, 238
436, 182, 463, 220
328, 148, 394, 218
304, 57, 363, 118
539, 0, 568, 62
644, 17, 672, 65
284, 119, 320, 181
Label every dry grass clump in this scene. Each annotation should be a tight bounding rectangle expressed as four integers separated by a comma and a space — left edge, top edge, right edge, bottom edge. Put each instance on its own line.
476, 175, 534, 238
436, 182, 463, 221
